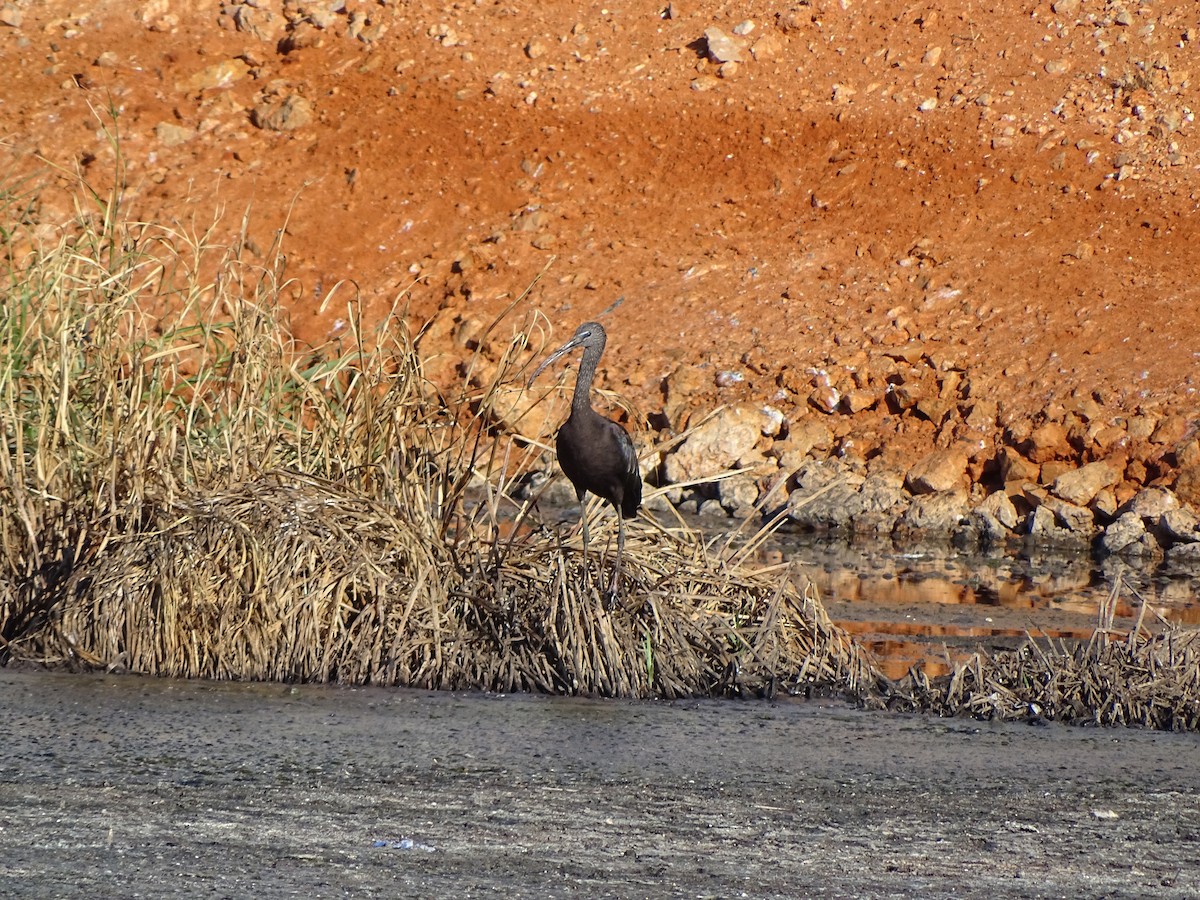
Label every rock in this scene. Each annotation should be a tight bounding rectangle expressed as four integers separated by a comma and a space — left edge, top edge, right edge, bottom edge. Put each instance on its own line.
281, 22, 325, 51
1100, 511, 1148, 554
1158, 508, 1200, 544
1165, 541, 1200, 573
998, 446, 1038, 483
1174, 466, 1200, 508
1040, 460, 1074, 486
1090, 488, 1118, 520
1024, 421, 1068, 463
860, 470, 906, 514
704, 27, 748, 63
176, 59, 250, 93
842, 389, 877, 413
750, 33, 783, 61
759, 406, 785, 437
252, 94, 314, 131
898, 491, 969, 533
137, 0, 178, 32
231, 4, 280, 41
905, 449, 968, 495
771, 420, 833, 471
1050, 461, 1119, 506
1046, 498, 1095, 537
1022, 489, 1099, 540
0, 4, 23, 28
1126, 413, 1159, 442
979, 490, 1019, 530
663, 365, 706, 429
1117, 486, 1179, 521
787, 460, 866, 531
964, 508, 1010, 546
717, 473, 760, 517
154, 122, 193, 147
663, 404, 771, 483
1027, 505, 1090, 546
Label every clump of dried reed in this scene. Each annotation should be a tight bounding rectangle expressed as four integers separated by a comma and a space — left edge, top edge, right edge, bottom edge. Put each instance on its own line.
882, 589, 1200, 730
1, 171, 871, 699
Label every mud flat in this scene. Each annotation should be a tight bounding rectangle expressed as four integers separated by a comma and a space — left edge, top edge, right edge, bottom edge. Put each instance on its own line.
1, 669, 1198, 899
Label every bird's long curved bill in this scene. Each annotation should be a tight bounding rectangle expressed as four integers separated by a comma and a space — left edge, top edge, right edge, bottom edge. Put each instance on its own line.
527, 334, 587, 387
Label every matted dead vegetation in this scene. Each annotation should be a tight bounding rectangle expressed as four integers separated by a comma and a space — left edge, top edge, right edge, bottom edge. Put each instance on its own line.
885, 627, 1200, 731
881, 584, 1200, 730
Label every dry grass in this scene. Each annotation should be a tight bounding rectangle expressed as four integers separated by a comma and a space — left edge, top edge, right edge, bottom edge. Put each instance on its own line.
881, 585, 1200, 730
0, 171, 871, 700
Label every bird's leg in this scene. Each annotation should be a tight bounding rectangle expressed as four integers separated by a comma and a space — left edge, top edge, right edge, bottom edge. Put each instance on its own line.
605, 514, 625, 607
579, 498, 590, 575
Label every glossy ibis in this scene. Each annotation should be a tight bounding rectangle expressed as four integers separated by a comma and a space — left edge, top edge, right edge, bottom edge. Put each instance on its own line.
528, 322, 642, 597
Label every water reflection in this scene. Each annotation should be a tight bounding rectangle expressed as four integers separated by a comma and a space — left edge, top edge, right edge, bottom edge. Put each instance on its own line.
758, 533, 1200, 680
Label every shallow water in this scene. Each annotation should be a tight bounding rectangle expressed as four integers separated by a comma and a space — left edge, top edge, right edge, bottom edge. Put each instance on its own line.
766, 532, 1200, 678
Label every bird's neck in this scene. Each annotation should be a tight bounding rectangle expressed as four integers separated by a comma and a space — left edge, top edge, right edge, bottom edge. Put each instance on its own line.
571, 346, 601, 417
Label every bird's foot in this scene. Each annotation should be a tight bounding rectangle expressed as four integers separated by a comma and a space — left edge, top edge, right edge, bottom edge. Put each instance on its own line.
603, 584, 621, 611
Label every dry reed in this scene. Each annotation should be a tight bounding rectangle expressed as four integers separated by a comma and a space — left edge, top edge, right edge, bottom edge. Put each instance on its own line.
881, 600, 1200, 731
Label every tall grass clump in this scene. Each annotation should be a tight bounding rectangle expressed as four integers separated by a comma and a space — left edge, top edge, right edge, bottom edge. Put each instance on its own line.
0, 171, 873, 699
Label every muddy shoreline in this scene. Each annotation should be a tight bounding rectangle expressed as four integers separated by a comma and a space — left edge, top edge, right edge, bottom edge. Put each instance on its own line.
2, 669, 1198, 898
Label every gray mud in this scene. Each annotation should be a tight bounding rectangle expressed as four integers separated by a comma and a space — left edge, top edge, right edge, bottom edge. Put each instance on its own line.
2, 669, 1199, 898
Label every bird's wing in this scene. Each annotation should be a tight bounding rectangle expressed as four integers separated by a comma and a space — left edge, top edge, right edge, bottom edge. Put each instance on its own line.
611, 421, 642, 517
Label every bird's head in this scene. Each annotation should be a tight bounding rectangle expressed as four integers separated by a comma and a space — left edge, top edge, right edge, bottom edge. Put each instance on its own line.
527, 321, 608, 387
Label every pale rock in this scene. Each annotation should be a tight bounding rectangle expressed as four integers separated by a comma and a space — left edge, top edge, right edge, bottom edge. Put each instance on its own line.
1100, 511, 1148, 554
905, 449, 968, 494
787, 459, 866, 531
898, 491, 969, 533
1027, 504, 1090, 546
717, 473, 761, 517
154, 122, 193, 147
704, 26, 748, 63
1050, 461, 1119, 506
252, 94, 314, 131
979, 489, 1019, 529
176, 59, 250, 93
1090, 488, 1118, 520
759, 406, 785, 437
1159, 508, 1200, 544
771, 420, 833, 471
965, 508, 1010, 545
750, 32, 783, 61
1165, 542, 1200, 571
664, 404, 772, 484
1117, 486, 1179, 521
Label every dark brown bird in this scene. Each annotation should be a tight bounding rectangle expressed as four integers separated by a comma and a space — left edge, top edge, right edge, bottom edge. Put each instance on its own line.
528, 321, 642, 597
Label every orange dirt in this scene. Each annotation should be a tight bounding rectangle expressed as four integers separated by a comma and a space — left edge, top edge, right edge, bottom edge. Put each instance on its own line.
4, 0, 1198, 490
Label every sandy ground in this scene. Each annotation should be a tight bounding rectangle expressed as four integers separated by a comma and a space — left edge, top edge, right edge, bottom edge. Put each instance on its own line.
2, 668, 1199, 898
